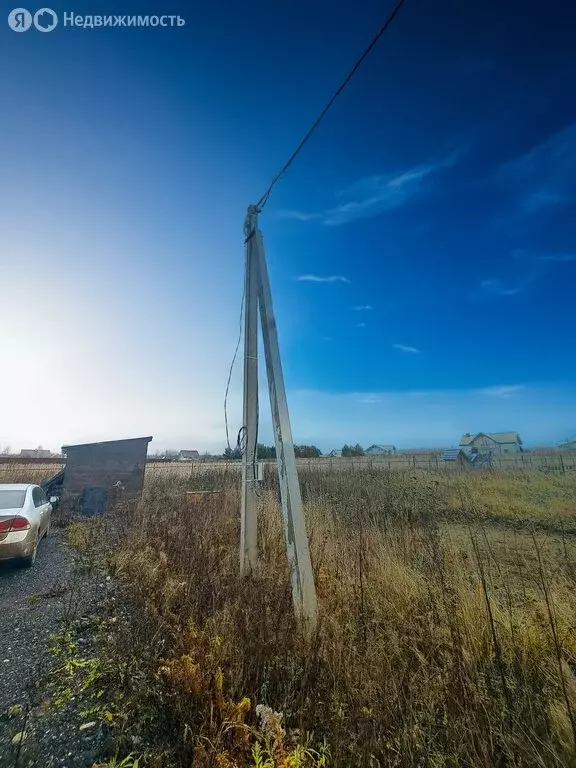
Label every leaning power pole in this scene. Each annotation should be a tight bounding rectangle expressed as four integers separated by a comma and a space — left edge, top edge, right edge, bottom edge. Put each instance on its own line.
240, 204, 318, 632
240, 207, 260, 574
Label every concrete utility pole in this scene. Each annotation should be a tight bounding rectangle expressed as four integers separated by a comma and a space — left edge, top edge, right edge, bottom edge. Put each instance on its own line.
240, 209, 259, 574
240, 204, 318, 632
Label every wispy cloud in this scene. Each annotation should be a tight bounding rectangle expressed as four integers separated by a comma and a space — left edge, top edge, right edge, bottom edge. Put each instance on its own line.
324, 155, 459, 226
276, 209, 322, 222
356, 390, 427, 405
478, 385, 524, 399
479, 279, 522, 297
523, 191, 567, 212
295, 274, 350, 283
278, 151, 461, 226
477, 249, 574, 300
357, 393, 385, 405
392, 343, 420, 354
499, 121, 576, 212
353, 305, 373, 311
356, 322, 367, 328
536, 253, 576, 263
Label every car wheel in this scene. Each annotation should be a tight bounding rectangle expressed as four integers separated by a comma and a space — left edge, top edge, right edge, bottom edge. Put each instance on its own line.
21, 541, 38, 568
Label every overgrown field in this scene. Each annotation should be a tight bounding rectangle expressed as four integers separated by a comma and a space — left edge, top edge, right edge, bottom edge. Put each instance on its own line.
1, 450, 574, 488
32, 468, 576, 765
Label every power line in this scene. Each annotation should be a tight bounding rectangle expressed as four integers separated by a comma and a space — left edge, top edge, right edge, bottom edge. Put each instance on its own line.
227, 0, 407, 453
224, 280, 245, 451
256, 0, 408, 210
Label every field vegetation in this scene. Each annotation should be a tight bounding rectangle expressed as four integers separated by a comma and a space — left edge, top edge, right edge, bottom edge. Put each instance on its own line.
3, 460, 576, 765
45, 465, 575, 767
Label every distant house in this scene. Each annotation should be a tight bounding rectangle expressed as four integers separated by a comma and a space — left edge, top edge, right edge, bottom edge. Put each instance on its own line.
365, 444, 396, 456
325, 449, 342, 457
559, 440, 576, 451
19, 448, 52, 459
460, 432, 523, 455
441, 448, 470, 465
179, 450, 200, 461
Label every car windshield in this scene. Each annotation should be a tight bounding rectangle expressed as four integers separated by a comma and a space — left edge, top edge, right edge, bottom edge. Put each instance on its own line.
0, 490, 27, 510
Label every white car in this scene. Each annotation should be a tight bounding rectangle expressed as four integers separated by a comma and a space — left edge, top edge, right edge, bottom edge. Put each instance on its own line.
0, 484, 55, 567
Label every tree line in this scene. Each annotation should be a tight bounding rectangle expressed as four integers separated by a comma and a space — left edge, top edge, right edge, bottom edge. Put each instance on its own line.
223, 444, 323, 460
340, 444, 365, 457
222, 443, 367, 459
152, 445, 371, 461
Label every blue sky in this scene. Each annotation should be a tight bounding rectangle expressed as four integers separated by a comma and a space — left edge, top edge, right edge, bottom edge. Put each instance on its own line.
1, 0, 575, 452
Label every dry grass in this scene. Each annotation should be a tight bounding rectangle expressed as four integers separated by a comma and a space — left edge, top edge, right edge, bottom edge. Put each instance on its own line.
60, 466, 574, 767
0, 463, 62, 485
7, 459, 575, 765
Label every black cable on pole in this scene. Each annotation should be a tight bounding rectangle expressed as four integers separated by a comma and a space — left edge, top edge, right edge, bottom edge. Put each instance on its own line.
224, 282, 245, 451
256, 0, 408, 211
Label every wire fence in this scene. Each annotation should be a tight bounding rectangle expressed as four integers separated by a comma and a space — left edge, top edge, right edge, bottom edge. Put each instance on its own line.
1, 452, 575, 484
144, 453, 576, 475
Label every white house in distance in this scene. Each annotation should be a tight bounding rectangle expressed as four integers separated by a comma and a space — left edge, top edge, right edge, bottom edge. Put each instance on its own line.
460, 432, 523, 455
178, 450, 200, 461
19, 448, 53, 459
365, 444, 397, 456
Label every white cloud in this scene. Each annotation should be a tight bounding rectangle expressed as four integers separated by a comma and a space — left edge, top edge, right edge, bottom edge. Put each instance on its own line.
499, 121, 576, 212
523, 190, 567, 211
357, 393, 385, 404
275, 209, 322, 222
296, 274, 350, 283
479, 279, 522, 297
324, 157, 458, 226
536, 254, 576, 262
392, 344, 420, 354
477, 250, 573, 301
353, 305, 373, 311
357, 322, 367, 328
478, 385, 524, 399
277, 151, 461, 227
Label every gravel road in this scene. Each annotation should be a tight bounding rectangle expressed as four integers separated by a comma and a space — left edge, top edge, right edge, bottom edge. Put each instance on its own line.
0, 529, 108, 767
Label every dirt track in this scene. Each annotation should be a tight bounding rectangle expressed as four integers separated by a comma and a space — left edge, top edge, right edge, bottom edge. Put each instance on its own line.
0, 530, 106, 767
